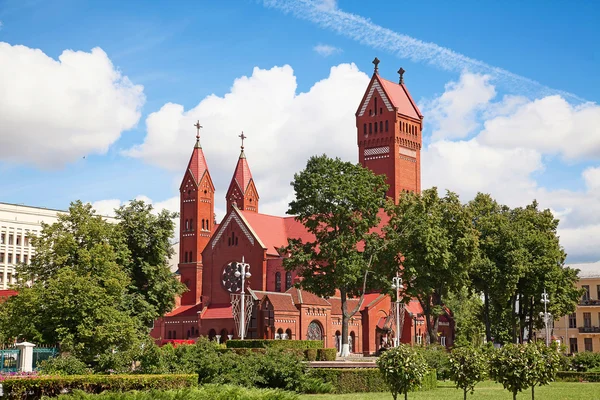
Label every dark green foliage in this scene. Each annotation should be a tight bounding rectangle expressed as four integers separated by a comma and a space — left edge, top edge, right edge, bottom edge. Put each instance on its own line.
38, 354, 92, 375
316, 348, 337, 361
305, 349, 317, 361
571, 351, 600, 372
377, 345, 431, 400
307, 368, 437, 394
448, 345, 487, 400
556, 371, 600, 382
226, 339, 323, 349
418, 344, 451, 380
1, 374, 196, 400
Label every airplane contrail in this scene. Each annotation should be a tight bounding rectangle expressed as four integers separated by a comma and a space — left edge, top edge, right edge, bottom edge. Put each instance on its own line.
262, 0, 585, 103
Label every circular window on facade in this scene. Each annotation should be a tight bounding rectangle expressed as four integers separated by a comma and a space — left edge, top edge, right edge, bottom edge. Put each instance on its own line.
307, 321, 323, 340
221, 262, 241, 293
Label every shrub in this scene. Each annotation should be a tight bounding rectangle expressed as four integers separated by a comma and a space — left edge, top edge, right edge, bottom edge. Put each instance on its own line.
55, 385, 299, 400
377, 345, 430, 400
1, 374, 197, 400
308, 368, 436, 394
419, 344, 451, 380
226, 340, 323, 349
556, 371, 600, 382
255, 348, 308, 391
448, 345, 487, 400
38, 354, 91, 376
571, 351, 600, 372
305, 349, 317, 361
316, 348, 336, 361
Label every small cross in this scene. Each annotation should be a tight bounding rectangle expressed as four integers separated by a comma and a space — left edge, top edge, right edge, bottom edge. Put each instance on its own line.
372, 57, 380, 73
194, 120, 203, 139
398, 67, 405, 84
239, 131, 247, 149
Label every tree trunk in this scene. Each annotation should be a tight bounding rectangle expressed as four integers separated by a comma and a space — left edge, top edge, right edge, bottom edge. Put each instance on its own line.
528, 296, 535, 343
340, 288, 350, 357
484, 290, 491, 343
464, 388, 467, 400
404, 391, 408, 400
511, 295, 518, 344
532, 384, 535, 400
513, 390, 517, 400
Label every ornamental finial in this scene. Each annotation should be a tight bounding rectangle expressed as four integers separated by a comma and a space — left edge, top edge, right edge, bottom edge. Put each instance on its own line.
194, 120, 203, 148
398, 67, 405, 84
372, 57, 380, 74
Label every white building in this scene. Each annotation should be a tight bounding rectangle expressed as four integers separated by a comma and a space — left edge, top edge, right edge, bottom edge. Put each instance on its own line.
0, 202, 116, 290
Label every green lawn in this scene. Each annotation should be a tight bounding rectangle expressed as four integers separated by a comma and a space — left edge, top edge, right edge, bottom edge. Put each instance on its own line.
300, 381, 600, 400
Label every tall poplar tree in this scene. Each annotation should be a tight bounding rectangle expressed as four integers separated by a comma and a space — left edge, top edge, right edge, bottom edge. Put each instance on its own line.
282, 155, 388, 356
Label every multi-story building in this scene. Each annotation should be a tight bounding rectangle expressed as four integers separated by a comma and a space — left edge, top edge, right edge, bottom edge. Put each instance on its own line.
552, 261, 600, 353
0, 202, 116, 290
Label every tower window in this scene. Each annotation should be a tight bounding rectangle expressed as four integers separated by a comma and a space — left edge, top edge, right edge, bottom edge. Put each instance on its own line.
374, 97, 377, 114
185, 219, 189, 231
275, 272, 281, 292
374, 122, 378, 133
190, 219, 193, 230
190, 251, 193, 262
379, 121, 383, 133
363, 124, 367, 135
235, 236, 239, 246
185, 252, 188, 263
369, 109, 372, 116
385, 120, 389, 132
380, 107, 383, 114
369, 123, 372, 134
285, 271, 293, 290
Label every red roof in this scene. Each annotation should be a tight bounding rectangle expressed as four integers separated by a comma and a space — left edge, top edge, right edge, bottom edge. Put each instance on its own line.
328, 297, 360, 315
286, 287, 331, 307
252, 291, 299, 313
0, 289, 17, 302
379, 77, 422, 120
165, 303, 202, 317
187, 144, 209, 184
232, 151, 254, 193
406, 299, 424, 319
202, 304, 233, 320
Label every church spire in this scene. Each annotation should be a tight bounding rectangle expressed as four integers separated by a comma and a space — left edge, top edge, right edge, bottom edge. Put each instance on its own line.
226, 132, 259, 213
194, 120, 202, 148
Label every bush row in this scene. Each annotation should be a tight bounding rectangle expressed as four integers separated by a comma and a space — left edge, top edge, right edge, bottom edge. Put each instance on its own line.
55, 385, 299, 400
304, 348, 336, 361
226, 340, 323, 349
556, 371, 600, 382
307, 368, 437, 394
568, 351, 600, 372
0, 374, 197, 400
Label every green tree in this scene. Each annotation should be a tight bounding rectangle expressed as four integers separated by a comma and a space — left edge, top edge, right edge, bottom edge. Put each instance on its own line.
384, 188, 479, 343
489, 343, 533, 400
448, 345, 487, 400
445, 287, 485, 347
529, 342, 561, 400
282, 155, 388, 356
115, 200, 186, 326
377, 344, 429, 400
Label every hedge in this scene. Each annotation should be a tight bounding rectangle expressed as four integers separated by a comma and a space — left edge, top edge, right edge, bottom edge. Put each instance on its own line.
54, 385, 299, 400
308, 368, 437, 394
316, 348, 336, 361
556, 371, 600, 382
226, 340, 323, 349
0, 374, 197, 400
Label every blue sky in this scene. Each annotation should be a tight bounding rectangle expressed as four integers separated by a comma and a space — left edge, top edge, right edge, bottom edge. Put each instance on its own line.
1, 0, 599, 262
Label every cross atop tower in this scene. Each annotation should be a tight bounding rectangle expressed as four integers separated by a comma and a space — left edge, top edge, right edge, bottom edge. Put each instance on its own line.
194, 120, 203, 148
239, 131, 247, 150
372, 57, 380, 74
398, 67, 405, 84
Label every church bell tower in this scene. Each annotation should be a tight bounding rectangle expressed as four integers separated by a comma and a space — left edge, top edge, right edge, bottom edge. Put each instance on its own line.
356, 58, 423, 202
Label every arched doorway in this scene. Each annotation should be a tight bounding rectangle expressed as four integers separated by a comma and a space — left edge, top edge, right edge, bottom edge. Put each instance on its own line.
335, 331, 341, 352
307, 320, 324, 341
220, 328, 229, 343
350, 331, 356, 353
285, 328, 293, 340
208, 329, 216, 341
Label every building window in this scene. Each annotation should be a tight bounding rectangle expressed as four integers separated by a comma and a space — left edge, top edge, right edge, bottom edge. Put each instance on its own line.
369, 123, 372, 134
569, 313, 577, 328
440, 336, 446, 346
184, 252, 188, 263
597, 285, 600, 301
374, 97, 377, 114
385, 120, 389, 132
185, 220, 189, 231
582, 285, 590, 302
15, 254, 20, 263
275, 272, 281, 292
16, 236, 21, 246
190, 251, 193, 262
0, 252, 4, 263
285, 272, 292, 290
167, 331, 172, 339
363, 124, 367, 135
585, 338, 593, 352
416, 334, 422, 345
307, 321, 323, 340
379, 121, 383, 133
584, 312, 592, 328
24, 236, 29, 246
350, 331, 356, 353
24, 254, 28, 264
190, 219, 193, 230
8, 235, 13, 245
0, 234, 4, 244
374, 121, 378, 133
570, 337, 578, 354
202, 219, 205, 230
380, 107, 383, 115
7, 254, 12, 264
369, 109, 372, 116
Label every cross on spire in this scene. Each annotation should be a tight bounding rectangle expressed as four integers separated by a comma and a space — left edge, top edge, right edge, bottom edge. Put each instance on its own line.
398, 67, 405, 84
194, 120, 203, 148
372, 57, 380, 74
239, 131, 247, 150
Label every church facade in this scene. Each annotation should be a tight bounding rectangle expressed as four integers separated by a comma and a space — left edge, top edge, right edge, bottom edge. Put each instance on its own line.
150, 59, 454, 354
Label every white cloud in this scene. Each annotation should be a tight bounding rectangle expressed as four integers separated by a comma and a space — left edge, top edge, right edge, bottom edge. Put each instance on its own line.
425, 73, 496, 140
313, 44, 342, 57
0, 43, 144, 168
126, 63, 369, 217
91, 195, 178, 218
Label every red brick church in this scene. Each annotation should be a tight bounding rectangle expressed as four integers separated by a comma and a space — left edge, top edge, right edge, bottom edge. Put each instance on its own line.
150, 59, 454, 354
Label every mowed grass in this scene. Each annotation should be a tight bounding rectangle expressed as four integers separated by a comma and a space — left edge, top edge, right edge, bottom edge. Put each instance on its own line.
300, 381, 600, 400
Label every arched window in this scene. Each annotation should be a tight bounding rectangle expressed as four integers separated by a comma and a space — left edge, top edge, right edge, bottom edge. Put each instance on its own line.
380, 107, 382, 115
285, 272, 292, 290
208, 329, 216, 341
374, 121, 378, 133
235, 236, 239, 246
190, 219, 193, 229
275, 272, 281, 292
184, 252, 188, 263
202, 219, 205, 230
385, 120, 389, 132
285, 328, 292, 340
374, 97, 377, 114
363, 123, 367, 135
379, 121, 383, 133
190, 251, 193, 262
185, 219, 189, 231
173, 331, 176, 339
276, 328, 284, 340
335, 331, 341, 352
220, 329, 228, 343
350, 331, 356, 353
369, 123, 372, 134
307, 321, 323, 340
167, 331, 172, 339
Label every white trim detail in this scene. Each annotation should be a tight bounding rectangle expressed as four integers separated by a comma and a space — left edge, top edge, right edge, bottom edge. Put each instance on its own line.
211, 211, 255, 249
358, 81, 394, 117
399, 147, 417, 158
364, 146, 390, 157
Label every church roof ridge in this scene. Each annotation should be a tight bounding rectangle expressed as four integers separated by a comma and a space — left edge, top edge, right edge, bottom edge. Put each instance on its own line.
378, 75, 423, 119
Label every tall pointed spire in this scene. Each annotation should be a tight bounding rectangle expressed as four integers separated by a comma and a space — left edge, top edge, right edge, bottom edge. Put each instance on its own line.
226, 132, 259, 213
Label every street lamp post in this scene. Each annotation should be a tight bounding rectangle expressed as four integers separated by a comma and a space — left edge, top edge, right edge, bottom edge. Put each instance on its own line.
541, 288, 550, 346
391, 276, 404, 347
235, 256, 252, 340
